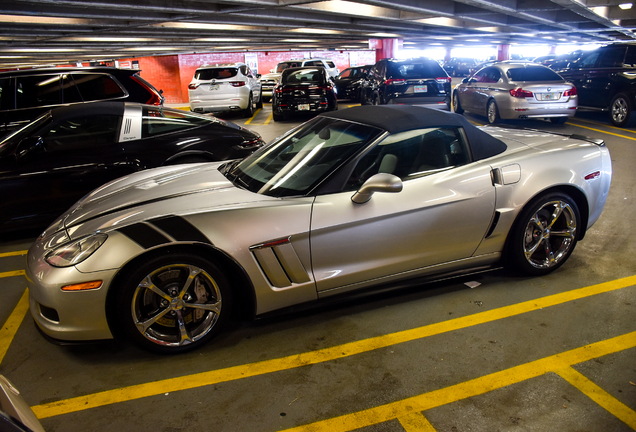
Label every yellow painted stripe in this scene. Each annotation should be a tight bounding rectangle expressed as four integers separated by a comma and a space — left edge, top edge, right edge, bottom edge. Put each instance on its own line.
263, 111, 273, 125
0, 289, 30, 365
243, 107, 261, 125
556, 367, 636, 429
398, 412, 438, 431
280, 332, 636, 432
0, 250, 28, 258
30, 275, 636, 419
570, 117, 636, 135
568, 122, 636, 141
0, 270, 25, 278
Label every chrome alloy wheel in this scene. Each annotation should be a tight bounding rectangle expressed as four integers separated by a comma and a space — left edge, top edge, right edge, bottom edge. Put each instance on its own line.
487, 100, 498, 124
131, 264, 222, 348
522, 200, 577, 270
611, 95, 628, 125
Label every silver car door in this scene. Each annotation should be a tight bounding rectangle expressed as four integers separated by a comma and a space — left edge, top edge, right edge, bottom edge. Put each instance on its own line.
309, 128, 497, 294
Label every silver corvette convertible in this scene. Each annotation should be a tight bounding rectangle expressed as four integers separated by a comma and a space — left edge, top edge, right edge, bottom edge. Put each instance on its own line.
26, 106, 612, 353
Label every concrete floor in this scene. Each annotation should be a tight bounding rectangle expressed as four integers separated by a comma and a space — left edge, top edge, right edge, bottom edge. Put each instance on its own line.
0, 97, 634, 432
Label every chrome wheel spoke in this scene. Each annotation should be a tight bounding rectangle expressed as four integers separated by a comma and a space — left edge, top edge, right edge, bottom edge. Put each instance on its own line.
175, 310, 193, 345
187, 299, 222, 315
139, 276, 172, 302
135, 307, 171, 334
178, 266, 201, 298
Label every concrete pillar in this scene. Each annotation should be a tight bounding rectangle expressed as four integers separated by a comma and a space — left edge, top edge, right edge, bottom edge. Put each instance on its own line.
497, 44, 510, 61
369, 38, 402, 61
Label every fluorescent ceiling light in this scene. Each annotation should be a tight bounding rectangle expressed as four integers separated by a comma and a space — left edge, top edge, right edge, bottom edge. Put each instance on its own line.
287, 28, 344, 34
4, 48, 83, 52
59, 37, 159, 42
122, 47, 179, 51
417, 17, 462, 27
194, 38, 249, 42
0, 14, 90, 24
281, 39, 319, 42
152, 22, 257, 31
619, 3, 633, 9
295, 1, 399, 19
368, 32, 401, 37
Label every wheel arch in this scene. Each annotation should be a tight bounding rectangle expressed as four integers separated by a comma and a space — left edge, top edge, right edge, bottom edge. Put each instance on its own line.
105, 243, 257, 339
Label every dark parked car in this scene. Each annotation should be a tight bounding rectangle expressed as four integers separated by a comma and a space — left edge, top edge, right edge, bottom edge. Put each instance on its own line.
0, 101, 264, 234
443, 57, 478, 77
360, 58, 451, 109
333, 65, 372, 101
556, 43, 636, 127
0, 67, 164, 132
272, 67, 338, 121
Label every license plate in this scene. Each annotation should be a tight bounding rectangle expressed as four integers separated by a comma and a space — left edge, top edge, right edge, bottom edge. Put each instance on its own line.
209, 84, 220, 91
414, 85, 428, 93
298, 104, 310, 111
538, 92, 560, 101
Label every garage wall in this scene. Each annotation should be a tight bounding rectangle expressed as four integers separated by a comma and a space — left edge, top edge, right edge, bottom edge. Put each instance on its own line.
65, 50, 376, 104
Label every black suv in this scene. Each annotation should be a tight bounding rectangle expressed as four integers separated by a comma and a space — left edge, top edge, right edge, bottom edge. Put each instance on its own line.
556, 43, 636, 127
0, 67, 164, 132
360, 58, 451, 109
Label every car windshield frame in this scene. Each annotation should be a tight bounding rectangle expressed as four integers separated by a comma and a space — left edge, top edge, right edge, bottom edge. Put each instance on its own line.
224, 116, 385, 197
0, 111, 52, 156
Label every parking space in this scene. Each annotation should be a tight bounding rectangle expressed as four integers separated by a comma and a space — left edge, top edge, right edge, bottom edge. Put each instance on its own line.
0, 101, 635, 432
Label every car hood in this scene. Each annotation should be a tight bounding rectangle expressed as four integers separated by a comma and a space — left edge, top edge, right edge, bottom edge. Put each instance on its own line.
45, 162, 276, 235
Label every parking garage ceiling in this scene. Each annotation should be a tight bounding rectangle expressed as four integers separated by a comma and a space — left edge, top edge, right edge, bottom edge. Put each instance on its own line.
0, 0, 635, 68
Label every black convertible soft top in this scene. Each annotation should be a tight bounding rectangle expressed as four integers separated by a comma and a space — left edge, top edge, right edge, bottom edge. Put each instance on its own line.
320, 105, 507, 161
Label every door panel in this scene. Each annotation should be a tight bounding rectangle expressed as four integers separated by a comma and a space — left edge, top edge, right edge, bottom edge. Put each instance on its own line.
310, 163, 496, 292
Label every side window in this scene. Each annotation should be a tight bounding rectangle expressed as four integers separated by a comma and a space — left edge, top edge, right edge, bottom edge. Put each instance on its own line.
142, 106, 207, 137
625, 46, 636, 67
71, 73, 126, 101
345, 127, 470, 190
0, 77, 12, 110
61, 74, 82, 104
598, 46, 627, 68
326, 61, 336, 68
240, 66, 249, 76
485, 68, 501, 83
41, 115, 120, 150
472, 69, 487, 83
15, 74, 62, 109
579, 51, 600, 68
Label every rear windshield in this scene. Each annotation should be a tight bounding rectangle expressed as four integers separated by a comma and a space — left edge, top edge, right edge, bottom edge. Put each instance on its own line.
506, 66, 563, 82
194, 68, 238, 80
276, 62, 304, 73
282, 69, 325, 85
388, 61, 445, 79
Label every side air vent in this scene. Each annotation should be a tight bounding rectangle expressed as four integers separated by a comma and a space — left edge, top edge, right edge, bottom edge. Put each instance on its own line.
250, 237, 311, 288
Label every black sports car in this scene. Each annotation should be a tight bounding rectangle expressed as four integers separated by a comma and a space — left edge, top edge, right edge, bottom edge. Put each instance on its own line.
272, 67, 338, 121
0, 101, 264, 234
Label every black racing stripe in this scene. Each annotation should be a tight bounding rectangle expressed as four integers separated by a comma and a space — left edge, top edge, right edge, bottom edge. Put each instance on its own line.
118, 223, 170, 249
148, 215, 212, 244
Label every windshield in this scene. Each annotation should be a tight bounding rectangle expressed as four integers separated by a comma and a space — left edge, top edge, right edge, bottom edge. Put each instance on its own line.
0, 111, 52, 156
225, 116, 384, 197
282, 68, 325, 85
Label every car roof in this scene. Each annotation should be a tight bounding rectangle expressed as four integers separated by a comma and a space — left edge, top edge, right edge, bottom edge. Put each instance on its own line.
49, 101, 127, 121
0, 67, 138, 76
319, 105, 507, 161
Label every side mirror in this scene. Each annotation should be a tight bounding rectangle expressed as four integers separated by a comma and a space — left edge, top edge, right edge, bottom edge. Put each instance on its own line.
462, 77, 469, 84
16, 136, 45, 159
256, 73, 261, 78
351, 173, 403, 204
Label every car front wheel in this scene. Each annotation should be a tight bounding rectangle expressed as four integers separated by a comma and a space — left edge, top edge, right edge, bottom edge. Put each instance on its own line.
115, 252, 231, 353
244, 94, 254, 117
453, 92, 464, 114
509, 193, 580, 275
610, 93, 632, 127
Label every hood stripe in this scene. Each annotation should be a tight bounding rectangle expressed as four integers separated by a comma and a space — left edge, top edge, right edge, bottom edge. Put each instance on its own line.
118, 223, 170, 249
117, 216, 211, 249
148, 216, 211, 244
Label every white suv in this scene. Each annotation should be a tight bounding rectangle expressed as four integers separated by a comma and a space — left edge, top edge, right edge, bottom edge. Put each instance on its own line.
259, 58, 339, 101
188, 62, 262, 117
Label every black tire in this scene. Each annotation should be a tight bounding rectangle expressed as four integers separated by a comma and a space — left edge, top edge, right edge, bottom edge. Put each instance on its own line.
273, 111, 284, 121
508, 193, 580, 276
453, 92, 464, 114
115, 252, 232, 353
487, 99, 499, 124
372, 91, 381, 105
244, 94, 254, 118
550, 117, 567, 124
610, 93, 633, 127
256, 93, 263, 109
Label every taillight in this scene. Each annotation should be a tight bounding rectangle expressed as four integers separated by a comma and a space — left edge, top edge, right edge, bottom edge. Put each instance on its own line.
436, 77, 451, 84
509, 88, 534, 98
563, 86, 577, 96
274, 87, 282, 94
384, 78, 405, 85
188, 83, 200, 90
230, 81, 246, 87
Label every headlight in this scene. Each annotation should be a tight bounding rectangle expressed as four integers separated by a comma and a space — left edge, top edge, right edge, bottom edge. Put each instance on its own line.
45, 233, 108, 268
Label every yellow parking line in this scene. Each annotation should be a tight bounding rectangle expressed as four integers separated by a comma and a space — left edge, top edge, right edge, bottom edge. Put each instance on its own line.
568, 122, 636, 141
556, 366, 636, 428
0, 250, 28, 258
0, 289, 29, 365
571, 117, 636, 134
0, 270, 25, 278
243, 108, 262, 125
398, 412, 437, 431
280, 332, 636, 432
30, 275, 636, 419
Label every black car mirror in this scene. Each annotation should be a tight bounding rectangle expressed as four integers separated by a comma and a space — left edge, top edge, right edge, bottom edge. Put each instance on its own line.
256, 73, 261, 78
462, 77, 469, 84
351, 173, 403, 204
16, 136, 45, 159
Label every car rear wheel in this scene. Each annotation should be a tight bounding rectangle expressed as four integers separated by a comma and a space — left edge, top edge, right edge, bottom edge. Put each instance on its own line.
550, 117, 567, 124
244, 94, 255, 118
372, 92, 381, 105
610, 93, 632, 127
509, 193, 579, 276
453, 92, 464, 114
487, 99, 499, 124
115, 252, 231, 353
256, 93, 263, 109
